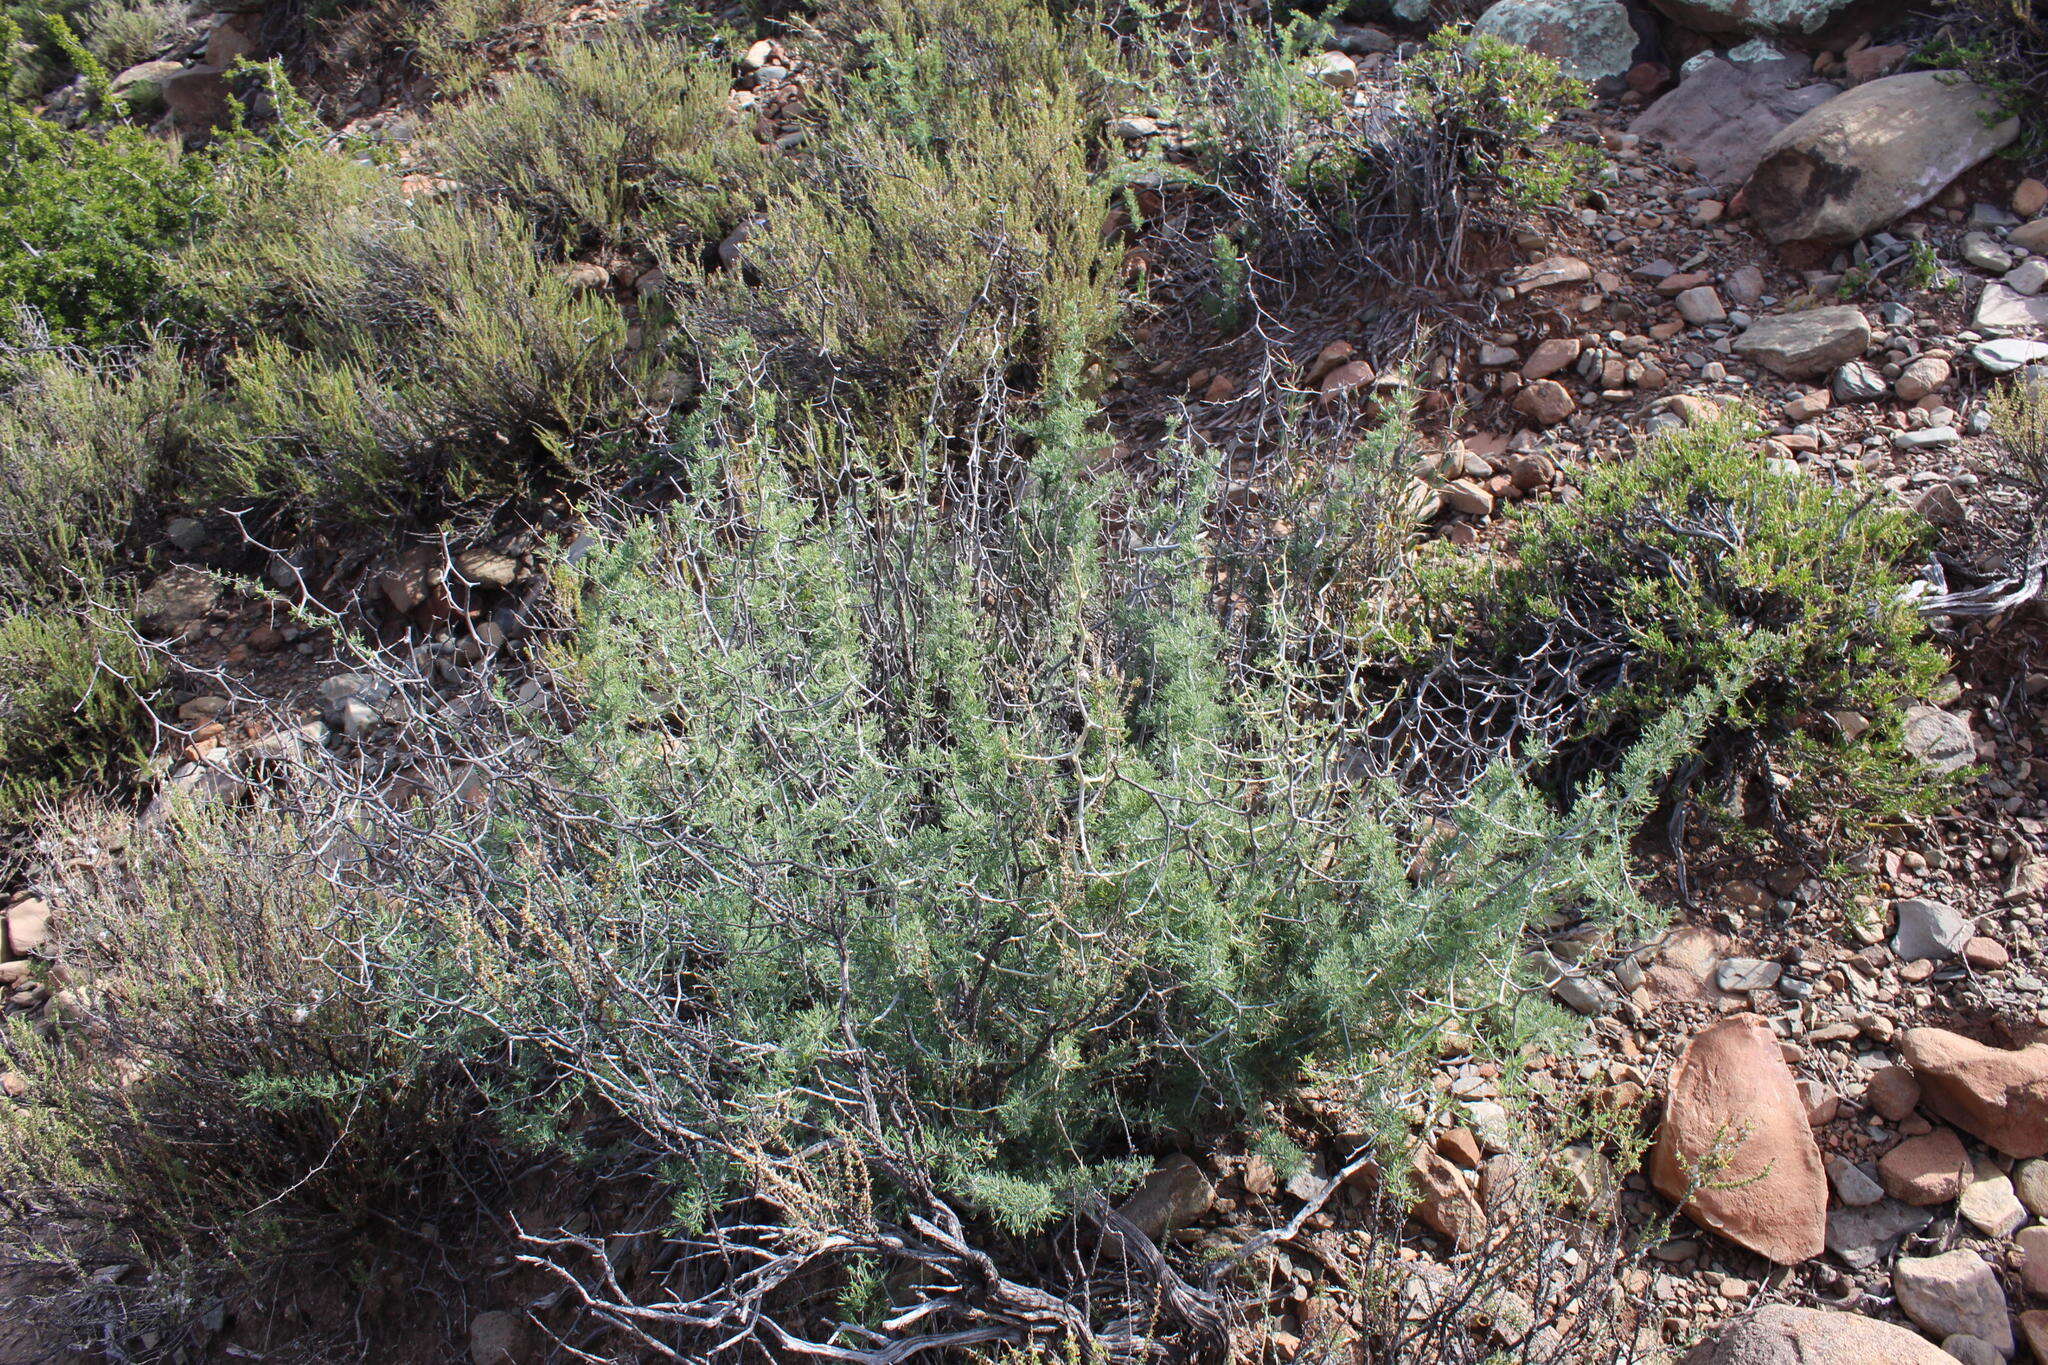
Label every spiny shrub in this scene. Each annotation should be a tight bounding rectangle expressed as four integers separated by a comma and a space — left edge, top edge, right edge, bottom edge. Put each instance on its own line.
430, 31, 764, 254
0, 106, 214, 344
1404, 27, 1600, 208
1923, 0, 2048, 161
0, 802, 497, 1357
1395, 414, 1947, 846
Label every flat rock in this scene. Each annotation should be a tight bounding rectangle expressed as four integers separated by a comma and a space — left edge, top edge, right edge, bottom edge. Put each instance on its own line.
1113, 1155, 1214, 1243
1976, 283, 2048, 333
1972, 338, 2048, 374
1893, 1250, 2013, 1356
1630, 56, 1836, 193
1901, 706, 1975, 773
1679, 1304, 1954, 1365
1891, 897, 1973, 963
1826, 1198, 1933, 1269
134, 564, 222, 639
1958, 1165, 2026, 1238
3, 897, 49, 960
1732, 307, 1871, 378
1644, 0, 1860, 34
1747, 73, 2021, 247
1651, 1014, 1827, 1263
1901, 1027, 2048, 1159
1472, 0, 1641, 83
1877, 1128, 1971, 1205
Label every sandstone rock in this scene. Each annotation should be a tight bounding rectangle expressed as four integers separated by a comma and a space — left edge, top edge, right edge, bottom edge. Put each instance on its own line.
1505, 257, 1592, 294
1114, 1155, 1215, 1243
1958, 1163, 2026, 1238
2016, 220, 2048, 254
2009, 259, 2048, 297
2019, 1224, 2048, 1298
1893, 1250, 2012, 1355
1942, 1334, 2009, 1365
1901, 1028, 2048, 1159
1630, 56, 1836, 193
1442, 479, 1495, 517
2022, 1312, 2048, 1365
1411, 1149, 1487, 1250
1877, 1128, 1971, 1206
1868, 1066, 1923, 1122
1892, 897, 1973, 963
3, 897, 49, 961
1651, 1014, 1827, 1263
1732, 307, 1871, 378
1319, 360, 1377, 400
2017, 1159, 2048, 1217
2018, 179, 2048, 219
1302, 51, 1357, 88
1679, 1304, 1955, 1365
1747, 74, 2021, 247
1895, 356, 1951, 402
1677, 285, 1727, 325
1514, 379, 1576, 426
162, 63, 231, 131
1522, 337, 1582, 380
1473, 0, 1640, 83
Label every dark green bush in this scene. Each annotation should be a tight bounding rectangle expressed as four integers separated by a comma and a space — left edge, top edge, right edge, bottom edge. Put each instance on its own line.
0, 107, 213, 344
1395, 414, 1948, 846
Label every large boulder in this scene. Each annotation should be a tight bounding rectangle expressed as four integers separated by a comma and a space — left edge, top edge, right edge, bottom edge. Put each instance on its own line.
1644, 0, 1861, 36
1731, 306, 1871, 378
1899, 1027, 2048, 1159
1472, 0, 1641, 84
1746, 73, 2020, 247
1650, 1014, 1828, 1263
1629, 55, 1837, 192
1680, 1304, 1954, 1364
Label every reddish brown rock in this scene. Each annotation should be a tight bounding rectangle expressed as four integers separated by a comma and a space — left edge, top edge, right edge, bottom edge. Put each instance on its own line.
1901, 1028, 2048, 1159
1410, 1149, 1486, 1250
1878, 1129, 1971, 1206
1513, 379, 1576, 427
1318, 360, 1376, 401
1680, 1304, 1954, 1364
1651, 1014, 1828, 1264
1866, 1066, 1922, 1123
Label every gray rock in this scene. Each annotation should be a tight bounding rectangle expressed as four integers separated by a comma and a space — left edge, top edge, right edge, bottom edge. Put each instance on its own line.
1747, 74, 2021, 247
1972, 338, 2048, 374
1111, 1155, 1214, 1245
470, 1310, 520, 1365
1628, 56, 1835, 193
1825, 1155, 1884, 1208
1732, 307, 1871, 378
1893, 1250, 2012, 1356
1825, 1198, 1933, 1269
1961, 232, 2016, 274
134, 565, 221, 639
1676, 285, 1728, 325
1831, 360, 1888, 403
2009, 258, 2048, 297
1942, 1335, 2005, 1365
1472, 0, 1641, 83
1892, 426, 1960, 451
1644, 0, 1860, 36
1902, 705, 1974, 773
163, 516, 208, 553
1714, 958, 1782, 992
1974, 282, 2048, 332
2015, 1158, 2048, 1217
1892, 897, 1972, 963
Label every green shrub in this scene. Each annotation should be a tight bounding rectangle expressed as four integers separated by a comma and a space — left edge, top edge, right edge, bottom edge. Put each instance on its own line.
73, 0, 183, 74
430, 31, 764, 253
0, 107, 214, 344
0, 340, 185, 605
1921, 0, 2048, 163
1395, 414, 1947, 847
0, 611, 154, 821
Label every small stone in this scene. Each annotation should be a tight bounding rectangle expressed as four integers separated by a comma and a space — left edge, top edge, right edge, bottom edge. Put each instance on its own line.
1506, 257, 1593, 294
1878, 1128, 1971, 1206
2016, 1159, 2048, 1217
3, 898, 50, 961
1303, 50, 1356, 88
1319, 360, 1376, 400
1715, 958, 1781, 992
1869, 1066, 1924, 1122
2008, 258, 2048, 297
1827, 1155, 1885, 1207
1961, 232, 2016, 274
1785, 389, 1832, 422
1893, 898, 1974, 963
1442, 480, 1495, 518
1973, 338, 2048, 374
1895, 356, 1952, 402
1942, 1334, 2005, 1365
1732, 307, 1872, 379
1958, 1165, 2026, 1237
1513, 379, 1576, 426
1113, 1155, 1215, 1244
1676, 286, 1726, 325
470, 1311, 520, 1365
1834, 360, 1890, 403
1965, 938, 2010, 971
1827, 1198, 1934, 1269
2018, 1224, 2048, 1297
1521, 337, 1582, 380
1902, 707, 1975, 774
2016, 178, 2048, 218
1893, 1250, 2012, 1355
1108, 114, 1160, 139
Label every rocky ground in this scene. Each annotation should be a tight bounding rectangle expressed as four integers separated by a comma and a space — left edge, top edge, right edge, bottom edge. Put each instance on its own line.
8, 2, 2048, 1362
